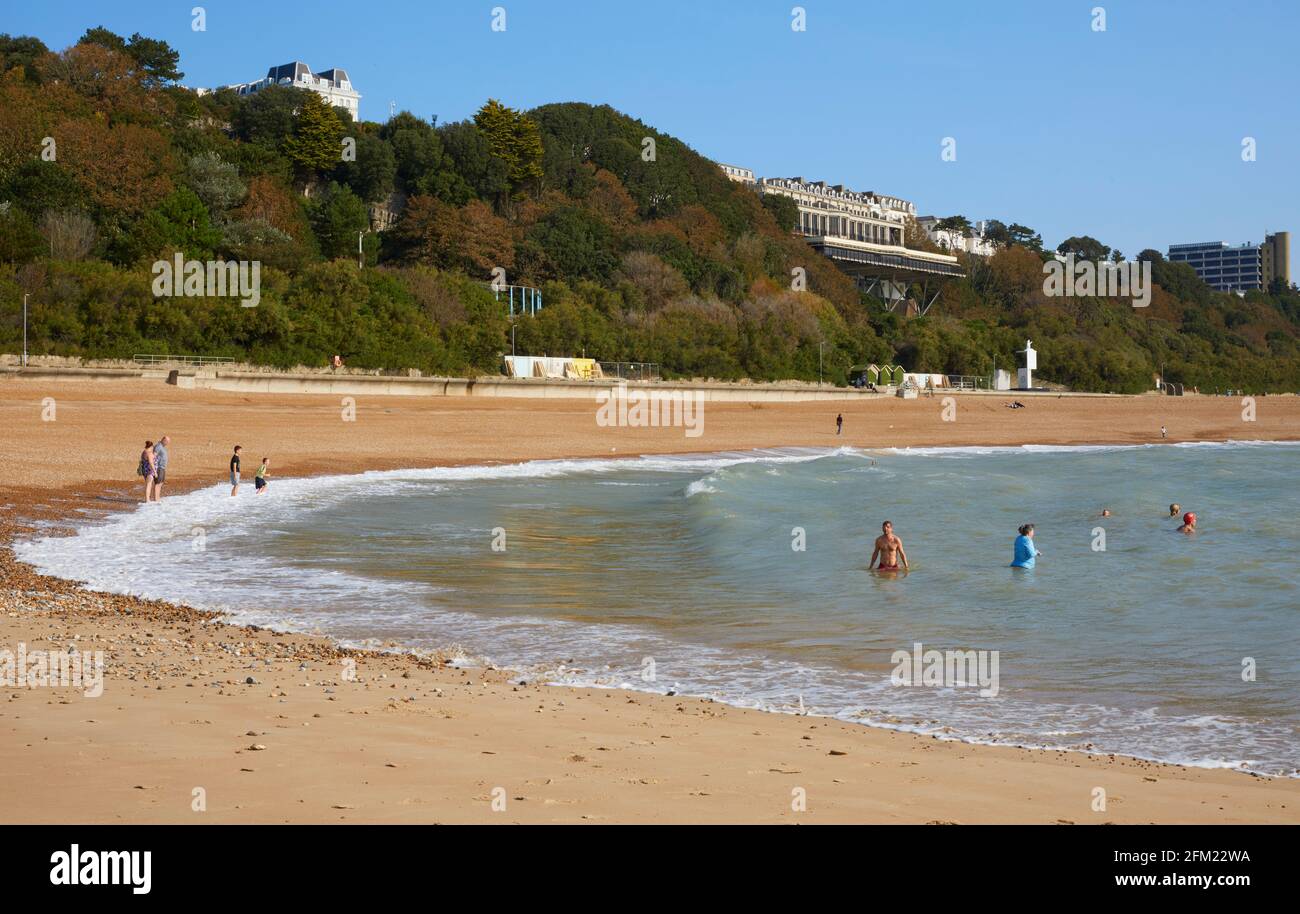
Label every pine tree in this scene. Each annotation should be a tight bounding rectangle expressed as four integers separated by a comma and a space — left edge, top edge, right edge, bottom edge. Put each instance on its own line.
283, 92, 346, 179
473, 99, 543, 201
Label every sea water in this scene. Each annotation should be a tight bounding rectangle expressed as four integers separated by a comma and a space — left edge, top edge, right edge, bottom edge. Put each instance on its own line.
18, 442, 1300, 776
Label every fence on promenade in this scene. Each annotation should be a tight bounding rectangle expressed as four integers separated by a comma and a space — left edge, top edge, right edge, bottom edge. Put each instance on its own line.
133, 354, 236, 367
598, 361, 660, 382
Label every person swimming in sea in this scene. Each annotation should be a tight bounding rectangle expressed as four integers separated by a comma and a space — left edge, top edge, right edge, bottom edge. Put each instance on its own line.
1178, 512, 1196, 534
1011, 523, 1041, 568
870, 520, 909, 572
1100, 508, 1112, 517
1169, 503, 1181, 517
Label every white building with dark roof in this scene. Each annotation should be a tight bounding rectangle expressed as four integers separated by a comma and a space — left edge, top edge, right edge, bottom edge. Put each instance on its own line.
226, 62, 361, 119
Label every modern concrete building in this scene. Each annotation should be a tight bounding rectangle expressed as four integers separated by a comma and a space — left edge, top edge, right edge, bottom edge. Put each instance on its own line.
1167, 232, 1290, 292
225, 62, 361, 120
917, 216, 997, 257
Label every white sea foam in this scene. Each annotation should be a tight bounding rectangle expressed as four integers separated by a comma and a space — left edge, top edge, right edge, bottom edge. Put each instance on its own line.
15, 441, 1300, 777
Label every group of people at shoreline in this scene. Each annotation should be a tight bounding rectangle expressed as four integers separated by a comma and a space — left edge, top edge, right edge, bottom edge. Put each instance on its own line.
136, 435, 170, 503
868, 503, 1199, 574
135, 437, 270, 501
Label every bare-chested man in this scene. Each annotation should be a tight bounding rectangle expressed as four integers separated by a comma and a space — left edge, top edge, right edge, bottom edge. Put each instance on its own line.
870, 520, 909, 572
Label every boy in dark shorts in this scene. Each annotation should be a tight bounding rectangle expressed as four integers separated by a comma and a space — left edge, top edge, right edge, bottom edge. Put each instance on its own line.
255, 457, 270, 494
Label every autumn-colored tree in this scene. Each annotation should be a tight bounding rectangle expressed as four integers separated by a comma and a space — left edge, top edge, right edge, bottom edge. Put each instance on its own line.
389, 195, 514, 278
235, 175, 310, 238
584, 169, 638, 227
282, 92, 346, 179
670, 205, 726, 258
53, 117, 175, 217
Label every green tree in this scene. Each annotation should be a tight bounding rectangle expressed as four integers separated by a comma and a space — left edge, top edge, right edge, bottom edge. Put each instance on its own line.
381, 112, 468, 200
187, 151, 246, 217
0, 205, 44, 265
1007, 223, 1043, 252
282, 92, 346, 177
77, 27, 183, 84
2, 160, 88, 215
439, 120, 509, 202
115, 187, 222, 263
473, 99, 544, 201
0, 33, 50, 82
308, 182, 369, 260
761, 194, 799, 232
233, 86, 304, 150
1057, 235, 1111, 261
337, 132, 395, 202
124, 32, 183, 85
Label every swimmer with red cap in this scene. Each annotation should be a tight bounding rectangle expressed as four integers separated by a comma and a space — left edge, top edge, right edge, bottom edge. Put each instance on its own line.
1177, 512, 1197, 534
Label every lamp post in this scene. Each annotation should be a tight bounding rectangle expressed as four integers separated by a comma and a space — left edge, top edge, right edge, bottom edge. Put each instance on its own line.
22, 293, 28, 368
818, 340, 824, 387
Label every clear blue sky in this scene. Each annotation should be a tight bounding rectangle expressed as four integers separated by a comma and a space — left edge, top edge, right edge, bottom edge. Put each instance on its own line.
10, 0, 1297, 274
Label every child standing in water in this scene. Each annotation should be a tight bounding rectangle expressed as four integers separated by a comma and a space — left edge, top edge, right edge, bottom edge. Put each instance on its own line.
1011, 523, 1041, 568
255, 457, 270, 494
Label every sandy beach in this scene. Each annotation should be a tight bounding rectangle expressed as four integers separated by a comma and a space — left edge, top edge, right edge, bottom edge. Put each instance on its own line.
2, 377, 1298, 824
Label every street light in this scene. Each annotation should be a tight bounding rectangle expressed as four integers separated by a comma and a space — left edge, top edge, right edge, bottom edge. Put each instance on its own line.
818, 340, 825, 387
353, 230, 369, 270
22, 293, 28, 368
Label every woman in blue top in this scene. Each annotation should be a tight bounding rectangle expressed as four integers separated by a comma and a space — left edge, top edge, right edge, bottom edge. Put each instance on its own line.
1011, 523, 1041, 568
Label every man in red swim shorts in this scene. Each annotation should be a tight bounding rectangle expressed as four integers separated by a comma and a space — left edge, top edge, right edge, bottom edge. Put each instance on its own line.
870, 520, 909, 572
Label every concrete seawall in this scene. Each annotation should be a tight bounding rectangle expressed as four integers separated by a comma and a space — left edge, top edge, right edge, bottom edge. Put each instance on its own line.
2, 366, 1127, 401
198, 372, 890, 401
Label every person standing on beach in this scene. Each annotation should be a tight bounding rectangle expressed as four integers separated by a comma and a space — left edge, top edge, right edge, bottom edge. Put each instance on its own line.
870, 521, 908, 572
230, 445, 242, 496
151, 435, 170, 502
1011, 524, 1041, 568
836, 413, 843, 436
138, 440, 156, 503
1161, 425, 1167, 439
254, 457, 270, 494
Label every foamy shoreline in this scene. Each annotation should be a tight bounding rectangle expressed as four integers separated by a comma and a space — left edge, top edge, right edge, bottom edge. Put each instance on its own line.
14, 442, 1300, 783
3, 379, 1299, 822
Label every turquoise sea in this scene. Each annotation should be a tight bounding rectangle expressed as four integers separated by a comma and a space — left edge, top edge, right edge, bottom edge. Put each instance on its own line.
19, 441, 1300, 776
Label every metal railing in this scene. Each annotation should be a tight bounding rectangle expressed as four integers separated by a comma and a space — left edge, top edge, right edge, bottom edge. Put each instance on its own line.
598, 361, 661, 382
133, 354, 236, 367
944, 374, 991, 390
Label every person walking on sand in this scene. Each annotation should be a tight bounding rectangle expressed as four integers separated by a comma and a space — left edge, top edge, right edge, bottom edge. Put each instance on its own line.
138, 440, 156, 503
1178, 512, 1197, 534
230, 445, 242, 496
836, 413, 843, 436
254, 457, 270, 494
870, 520, 909, 572
1011, 523, 1041, 569
151, 435, 170, 502
1161, 425, 1167, 439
